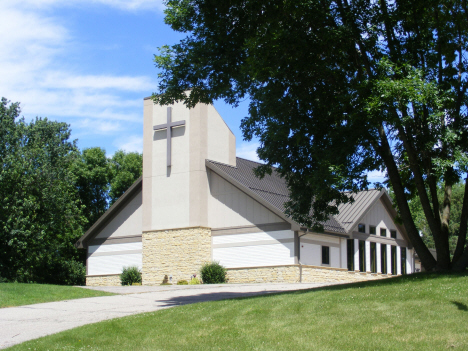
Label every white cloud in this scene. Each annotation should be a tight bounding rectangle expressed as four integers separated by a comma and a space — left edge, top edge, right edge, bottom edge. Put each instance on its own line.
3, 0, 165, 12
114, 135, 143, 153
236, 142, 262, 162
367, 169, 387, 183
40, 73, 154, 91
0, 1, 154, 143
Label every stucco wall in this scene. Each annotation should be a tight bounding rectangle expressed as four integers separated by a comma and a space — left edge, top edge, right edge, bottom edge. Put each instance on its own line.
94, 190, 142, 239
142, 227, 211, 285
208, 171, 284, 228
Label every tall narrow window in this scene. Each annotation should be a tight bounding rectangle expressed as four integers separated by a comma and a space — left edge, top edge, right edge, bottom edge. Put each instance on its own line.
358, 224, 366, 233
401, 247, 407, 275
369, 226, 376, 235
390, 230, 397, 239
359, 240, 366, 272
322, 246, 330, 265
391, 245, 397, 275
380, 228, 387, 237
370, 242, 377, 273
347, 239, 354, 271
381, 244, 387, 274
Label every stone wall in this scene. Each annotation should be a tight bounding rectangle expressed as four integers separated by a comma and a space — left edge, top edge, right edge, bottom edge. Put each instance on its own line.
227, 265, 299, 283
142, 226, 211, 285
300, 265, 390, 283
227, 265, 390, 284
86, 274, 121, 286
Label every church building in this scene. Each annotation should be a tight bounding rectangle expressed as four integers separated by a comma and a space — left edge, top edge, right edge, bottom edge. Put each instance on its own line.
76, 98, 415, 286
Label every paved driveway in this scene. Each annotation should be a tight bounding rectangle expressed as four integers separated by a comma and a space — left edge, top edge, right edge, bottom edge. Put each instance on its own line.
0, 282, 336, 349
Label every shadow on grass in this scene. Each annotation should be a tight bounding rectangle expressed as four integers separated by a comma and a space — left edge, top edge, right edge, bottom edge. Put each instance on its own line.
452, 301, 468, 311
153, 290, 289, 307
151, 271, 468, 308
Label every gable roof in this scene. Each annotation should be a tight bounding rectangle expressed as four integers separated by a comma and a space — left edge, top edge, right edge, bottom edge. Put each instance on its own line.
206, 157, 347, 234
75, 176, 142, 249
335, 189, 384, 232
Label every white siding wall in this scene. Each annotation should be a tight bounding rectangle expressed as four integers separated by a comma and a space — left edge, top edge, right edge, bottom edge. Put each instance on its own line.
88, 242, 142, 276
212, 230, 295, 268
299, 234, 341, 268
354, 198, 402, 239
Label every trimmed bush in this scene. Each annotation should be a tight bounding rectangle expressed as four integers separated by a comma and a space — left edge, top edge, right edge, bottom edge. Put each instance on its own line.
189, 277, 200, 285
200, 261, 227, 284
120, 266, 142, 286
177, 280, 188, 285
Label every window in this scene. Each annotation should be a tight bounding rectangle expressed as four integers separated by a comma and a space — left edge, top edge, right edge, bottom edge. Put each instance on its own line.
359, 240, 366, 272
322, 246, 330, 265
381, 244, 387, 274
347, 239, 354, 271
370, 242, 377, 273
390, 230, 397, 239
391, 245, 397, 275
380, 228, 387, 237
358, 224, 366, 233
401, 247, 407, 275
370, 226, 376, 235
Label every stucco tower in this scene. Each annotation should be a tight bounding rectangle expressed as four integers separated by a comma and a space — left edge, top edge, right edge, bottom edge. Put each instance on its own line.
141, 97, 236, 284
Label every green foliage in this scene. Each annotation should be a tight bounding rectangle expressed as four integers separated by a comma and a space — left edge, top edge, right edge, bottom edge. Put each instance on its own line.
405, 182, 467, 255
109, 150, 143, 205
120, 266, 142, 286
153, 0, 468, 271
71, 147, 111, 231
177, 280, 188, 285
189, 277, 200, 285
0, 98, 86, 284
200, 262, 226, 284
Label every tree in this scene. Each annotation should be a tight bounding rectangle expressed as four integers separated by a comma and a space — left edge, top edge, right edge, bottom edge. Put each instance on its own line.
0, 98, 85, 284
404, 182, 466, 255
109, 150, 143, 205
153, 0, 468, 271
72, 147, 111, 230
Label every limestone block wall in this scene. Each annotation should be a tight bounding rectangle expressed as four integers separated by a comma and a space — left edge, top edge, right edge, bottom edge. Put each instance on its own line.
86, 274, 121, 286
142, 226, 211, 285
227, 265, 300, 284
227, 265, 391, 284
300, 265, 389, 283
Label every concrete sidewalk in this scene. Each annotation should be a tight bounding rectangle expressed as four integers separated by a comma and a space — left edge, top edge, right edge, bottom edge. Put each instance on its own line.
0, 282, 334, 349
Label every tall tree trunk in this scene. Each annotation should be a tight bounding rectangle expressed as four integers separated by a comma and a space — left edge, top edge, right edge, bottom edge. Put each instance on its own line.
376, 123, 437, 270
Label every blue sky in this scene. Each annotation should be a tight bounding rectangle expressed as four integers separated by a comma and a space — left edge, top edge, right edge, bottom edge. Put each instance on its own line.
1, 0, 384, 181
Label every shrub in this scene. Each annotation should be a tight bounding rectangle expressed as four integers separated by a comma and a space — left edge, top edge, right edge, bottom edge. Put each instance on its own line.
120, 266, 142, 286
189, 277, 200, 285
177, 280, 188, 285
200, 261, 227, 284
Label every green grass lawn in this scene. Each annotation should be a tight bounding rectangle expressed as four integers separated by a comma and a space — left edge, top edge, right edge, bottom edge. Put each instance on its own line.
0, 283, 114, 308
7, 272, 468, 351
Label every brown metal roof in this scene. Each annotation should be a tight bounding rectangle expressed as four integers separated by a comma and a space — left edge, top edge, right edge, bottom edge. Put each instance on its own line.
335, 189, 383, 232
